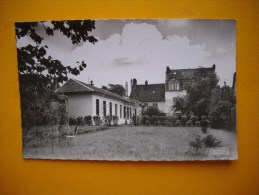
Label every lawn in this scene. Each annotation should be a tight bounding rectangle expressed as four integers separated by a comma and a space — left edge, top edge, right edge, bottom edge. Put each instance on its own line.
23, 126, 238, 161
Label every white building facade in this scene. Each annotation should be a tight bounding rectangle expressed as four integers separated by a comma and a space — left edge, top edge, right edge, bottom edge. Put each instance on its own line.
58, 79, 142, 125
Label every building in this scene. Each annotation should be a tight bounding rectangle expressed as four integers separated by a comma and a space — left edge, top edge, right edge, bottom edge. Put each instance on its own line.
57, 79, 142, 125
130, 65, 216, 115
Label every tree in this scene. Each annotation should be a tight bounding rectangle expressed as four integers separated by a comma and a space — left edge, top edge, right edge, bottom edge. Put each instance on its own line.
173, 96, 188, 113
16, 20, 98, 142
101, 84, 126, 96
187, 66, 219, 118
143, 106, 161, 116
209, 83, 235, 129
108, 84, 126, 96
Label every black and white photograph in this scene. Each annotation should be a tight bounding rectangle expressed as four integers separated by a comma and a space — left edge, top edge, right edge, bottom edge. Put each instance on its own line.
16, 19, 237, 161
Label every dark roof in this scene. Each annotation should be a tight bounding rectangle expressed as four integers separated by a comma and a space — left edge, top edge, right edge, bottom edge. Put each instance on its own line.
130, 83, 165, 102
167, 68, 196, 80
58, 79, 141, 104
166, 66, 215, 81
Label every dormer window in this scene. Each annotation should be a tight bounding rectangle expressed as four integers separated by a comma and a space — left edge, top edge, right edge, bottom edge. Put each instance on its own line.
168, 79, 180, 91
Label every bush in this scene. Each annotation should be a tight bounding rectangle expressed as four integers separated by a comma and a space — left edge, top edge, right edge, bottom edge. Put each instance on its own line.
76, 116, 84, 125
132, 115, 137, 125
93, 116, 102, 126
181, 115, 188, 127
142, 115, 149, 125
112, 115, 119, 126
105, 115, 112, 126
143, 106, 161, 116
84, 115, 92, 126
163, 120, 172, 127
69, 117, 77, 125
189, 135, 205, 152
209, 101, 232, 129
200, 116, 209, 133
191, 115, 198, 126
202, 134, 221, 147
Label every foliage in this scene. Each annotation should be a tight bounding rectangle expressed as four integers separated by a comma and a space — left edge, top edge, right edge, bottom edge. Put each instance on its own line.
189, 135, 206, 152
101, 84, 126, 96
16, 20, 98, 137
105, 115, 113, 126
209, 85, 234, 129
187, 66, 219, 117
181, 115, 188, 127
143, 106, 162, 116
112, 115, 119, 126
200, 115, 209, 133
202, 135, 221, 147
108, 84, 126, 96
189, 134, 221, 155
84, 115, 92, 126
93, 116, 102, 126
173, 96, 188, 113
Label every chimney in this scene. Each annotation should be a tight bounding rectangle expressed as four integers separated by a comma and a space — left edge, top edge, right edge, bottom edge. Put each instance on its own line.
125, 81, 128, 97
166, 66, 171, 74
212, 64, 216, 71
145, 80, 148, 85
132, 78, 137, 90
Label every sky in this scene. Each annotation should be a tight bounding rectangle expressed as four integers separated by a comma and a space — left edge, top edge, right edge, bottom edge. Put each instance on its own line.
17, 19, 236, 91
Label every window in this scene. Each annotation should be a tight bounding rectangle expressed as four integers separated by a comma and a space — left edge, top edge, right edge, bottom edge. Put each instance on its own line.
103, 101, 106, 117
120, 105, 122, 118
123, 106, 126, 119
115, 104, 117, 117
96, 99, 99, 116
153, 103, 158, 107
109, 102, 112, 116
127, 107, 129, 119
130, 108, 132, 118
169, 80, 180, 91
134, 109, 137, 116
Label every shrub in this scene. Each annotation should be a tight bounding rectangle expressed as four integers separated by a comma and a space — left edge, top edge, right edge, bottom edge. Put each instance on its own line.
152, 115, 160, 125
144, 120, 151, 126
163, 120, 171, 127
112, 115, 119, 126
186, 120, 192, 127
84, 115, 92, 126
76, 116, 84, 125
191, 115, 197, 126
181, 115, 188, 127
93, 116, 102, 126
132, 115, 137, 125
142, 115, 149, 125
172, 115, 178, 126
200, 116, 209, 134
202, 134, 221, 147
189, 135, 206, 152
175, 120, 181, 127
154, 120, 161, 126
69, 117, 77, 125
105, 115, 112, 126
143, 106, 161, 116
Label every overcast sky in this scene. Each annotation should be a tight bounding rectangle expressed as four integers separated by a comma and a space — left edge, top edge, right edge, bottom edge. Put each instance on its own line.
17, 19, 236, 90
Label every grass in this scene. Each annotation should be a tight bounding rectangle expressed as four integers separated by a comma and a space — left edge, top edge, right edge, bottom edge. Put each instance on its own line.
23, 126, 237, 161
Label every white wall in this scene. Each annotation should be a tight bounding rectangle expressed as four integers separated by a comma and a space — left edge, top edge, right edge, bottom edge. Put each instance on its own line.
67, 93, 141, 125
92, 94, 140, 125
67, 93, 93, 117
165, 90, 187, 115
